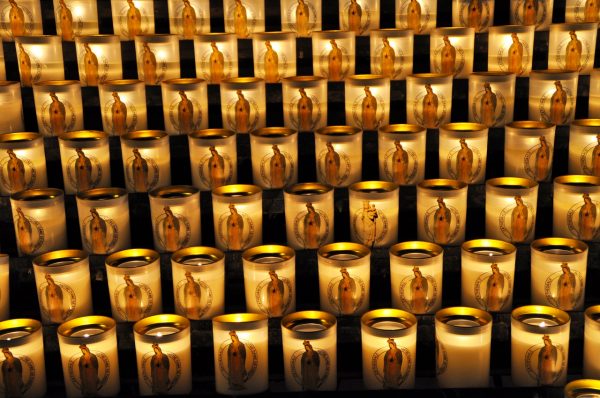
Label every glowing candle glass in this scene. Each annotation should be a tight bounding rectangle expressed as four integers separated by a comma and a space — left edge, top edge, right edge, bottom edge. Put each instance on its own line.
488, 25, 535, 77
510, 0, 554, 30
0, 254, 7, 320
53, 0, 99, 40
220, 77, 266, 134
584, 305, 600, 378
568, 119, 600, 175
377, 124, 426, 186
120, 130, 171, 193
134, 34, 180, 86
75, 35, 123, 86
395, 0, 437, 34
312, 30, 355, 81
250, 127, 298, 190
452, 0, 495, 32
369, 29, 413, 80
188, 129, 237, 191
314, 126, 363, 188
429, 27, 475, 78
252, 32, 296, 83
553, 175, 600, 241
345, 74, 390, 131
15, 36, 64, 87
224, 0, 265, 38
0, 132, 47, 195
282, 76, 327, 132
439, 122, 488, 184
280, 0, 321, 36
548, 22, 597, 74
111, 0, 154, 40
168, 0, 210, 38
32, 80, 83, 137
565, 379, 600, 397
98, 79, 147, 136
0, 0, 43, 40
504, 121, 556, 182
406, 73, 453, 129
194, 33, 238, 84
339, 0, 379, 35
468, 72, 516, 127
589, 69, 600, 117
528, 70, 578, 125
161, 78, 208, 135
0, 81, 24, 132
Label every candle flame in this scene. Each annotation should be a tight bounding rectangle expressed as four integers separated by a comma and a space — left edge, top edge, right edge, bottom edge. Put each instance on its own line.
83, 334, 90, 338
157, 332, 163, 337
539, 321, 546, 328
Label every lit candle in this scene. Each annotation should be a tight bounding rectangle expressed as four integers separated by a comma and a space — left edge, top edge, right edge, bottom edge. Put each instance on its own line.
280, 0, 321, 36
98, 79, 147, 136
565, 379, 600, 397
439, 122, 488, 184
395, 0, 437, 34
168, 0, 210, 38
252, 32, 296, 83
161, 78, 208, 135
468, 72, 516, 127
566, 0, 600, 21
584, 305, 600, 378
75, 35, 123, 86
369, 29, 414, 80
57, 316, 120, 397
133, 314, 191, 395
0, 254, 8, 320
568, 119, 600, 174
339, 0, 379, 35
311, 30, 355, 81
314, 126, 363, 188
406, 73, 453, 129
188, 129, 237, 191
32, 80, 84, 137
377, 124, 426, 186
250, 127, 298, 190
511, 305, 570, 386
0, 133, 47, 195
282, 76, 327, 132
590, 69, 600, 117
429, 27, 475, 78
223, 0, 265, 38
0, 81, 24, 132
134, 34, 180, 85
504, 121, 556, 182
548, 22, 597, 74
488, 25, 535, 77
510, 0, 554, 30
194, 33, 238, 84
111, 0, 155, 40
529, 70, 578, 126
53, 0, 99, 40
452, 0, 495, 32
0, 0, 43, 40
14, 36, 64, 87
220, 77, 266, 134
120, 130, 171, 193
553, 175, 600, 241
345, 74, 390, 131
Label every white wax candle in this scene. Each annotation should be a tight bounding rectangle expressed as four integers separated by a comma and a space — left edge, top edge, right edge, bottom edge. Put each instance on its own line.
188, 129, 237, 191
344, 75, 390, 131
0, 82, 24, 132
135, 36, 180, 85
468, 72, 516, 127
488, 25, 535, 77
509, 0, 554, 30
438, 123, 488, 184
369, 29, 414, 80
311, 31, 355, 81
53, 0, 99, 40
161, 78, 208, 135
223, 0, 265, 38
504, 121, 556, 181
32, 81, 84, 137
15, 37, 65, 87
121, 131, 171, 193
0, 0, 43, 40
250, 128, 298, 190
0, 133, 48, 196
528, 71, 578, 125
377, 124, 426, 186
252, 32, 297, 83
193, 33, 238, 84
0, 255, 8, 321
98, 80, 147, 136
584, 306, 600, 378
395, 0, 437, 34
111, 0, 155, 40
553, 176, 600, 241
548, 23, 597, 74
339, 0, 379, 35
405, 74, 453, 129
314, 126, 363, 188
568, 120, 600, 175
430, 27, 475, 78
451, 0, 495, 32
168, 0, 210, 38
220, 78, 266, 134
75, 35, 123, 86
280, 0, 322, 36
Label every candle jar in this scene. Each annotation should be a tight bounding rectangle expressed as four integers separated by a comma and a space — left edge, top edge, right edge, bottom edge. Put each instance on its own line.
468, 72, 516, 127
120, 130, 171, 193
339, 0, 380, 35
488, 25, 535, 77
134, 34, 180, 86
224, 0, 265, 38
105, 249, 162, 322
212, 313, 269, 395
438, 122, 488, 184
0, 81, 24, 132
378, 124, 426, 186
435, 307, 493, 388
133, 314, 191, 395
148, 185, 201, 253
528, 70, 578, 125
53, 0, 99, 40
242, 245, 296, 317
283, 183, 334, 250
510, 0, 554, 30
76, 188, 130, 255
395, 0, 437, 34
567, 0, 600, 21
220, 77, 266, 134
15, 36, 64, 87
312, 30, 355, 81
314, 126, 362, 188
565, 380, 600, 397
568, 120, 600, 175
111, 0, 154, 40
171, 246, 225, 320
584, 305, 600, 378
0, 0, 43, 40
32, 80, 83, 137
250, 127, 298, 190
429, 27, 475, 78
194, 33, 238, 84
282, 76, 327, 132
348, 181, 399, 248
0, 132, 47, 196
416, 179, 468, 246
548, 23, 597, 74
485, 177, 539, 244
188, 129, 237, 191
452, 0, 495, 32
406, 73, 453, 129
252, 32, 296, 83
389, 241, 443, 314
161, 78, 208, 135
553, 175, 600, 241
75, 35, 123, 86
369, 29, 413, 80
0, 319, 46, 398
461, 239, 517, 312
590, 69, 600, 117
168, 0, 210, 38
0, 254, 7, 320
317, 242, 371, 316
212, 184, 263, 251
281, 311, 337, 391
32, 250, 92, 325
504, 121, 556, 182
531, 238, 588, 311
280, 0, 321, 36
98, 79, 147, 136
345, 75, 390, 131
10, 189, 67, 257
511, 305, 570, 386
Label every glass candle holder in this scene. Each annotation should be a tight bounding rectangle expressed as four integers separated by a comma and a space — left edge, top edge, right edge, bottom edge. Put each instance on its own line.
0, 319, 46, 398
435, 307, 493, 388
120, 130, 171, 193
211, 184, 263, 251
171, 246, 225, 320
548, 22, 597, 74
280, 0, 321, 36
252, 31, 296, 83
220, 77, 266, 134
0, 132, 47, 196
281, 311, 337, 391
242, 245, 296, 318
377, 124, 426, 186
0, 254, 7, 320
553, 175, 600, 241
133, 314, 191, 395
212, 313, 269, 395
98, 79, 147, 136
224, 0, 265, 38
485, 177, 539, 244
168, 0, 210, 38
510, 0, 554, 30
32, 80, 83, 137
194, 33, 238, 84
531, 238, 588, 311
111, 0, 154, 40
461, 239, 517, 312
188, 129, 237, 191
250, 127, 298, 190
76, 188, 130, 255
369, 29, 414, 80
0, 81, 24, 132
416, 179, 468, 246
314, 126, 363, 188
148, 185, 201, 253
10, 189, 67, 257
452, 0, 495, 32
283, 183, 334, 250
565, 379, 600, 397
438, 122, 488, 184
589, 69, 600, 116
339, 0, 379, 35
312, 30, 355, 81
568, 119, 600, 175
348, 181, 399, 248
504, 121, 556, 182
395, 0, 437, 34
0, 0, 43, 40
584, 305, 600, 378
134, 34, 180, 86
282, 76, 327, 132
345, 74, 390, 131
32, 250, 92, 325
406, 73, 453, 129
57, 316, 119, 398
53, 0, 99, 40
75, 35, 123, 86
429, 27, 475, 78
468, 72, 516, 127
15, 36, 64, 87
528, 70, 578, 125
511, 305, 570, 386
161, 78, 208, 135
488, 25, 535, 77
317, 242, 371, 316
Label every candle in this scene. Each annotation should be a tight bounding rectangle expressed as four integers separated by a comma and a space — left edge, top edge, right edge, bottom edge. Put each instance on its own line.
280, 0, 321, 36
111, 0, 155, 40
377, 124, 426, 186
339, 0, 379, 35
188, 129, 237, 191
105, 249, 163, 322
133, 314, 191, 395
57, 316, 120, 397
511, 305, 570, 386
14, 36, 64, 87
223, 0, 265, 38
529, 70, 578, 125
429, 27, 475, 78
345, 74, 390, 131
311, 30, 355, 81
161, 78, 208, 135
53, 0, 99, 40
282, 76, 327, 132
369, 29, 414, 80
134, 34, 180, 85
510, 0, 554, 30
281, 311, 337, 391
553, 175, 600, 241
33, 80, 83, 137
530, 238, 588, 311
194, 33, 238, 84
504, 121, 556, 182
568, 119, 600, 175
212, 313, 269, 395
250, 127, 298, 190
452, 0, 494, 32
488, 25, 535, 77
438, 122, 488, 184
0, 255, 8, 320
75, 188, 130, 255
389, 241, 444, 314
317, 242, 371, 316
406, 73, 453, 129
220, 77, 266, 134
120, 130, 171, 193
168, 0, 210, 38
314, 126, 363, 188
171, 246, 225, 320
10, 189, 67, 257
435, 307, 493, 388
98, 79, 147, 136
461, 239, 517, 312
566, 0, 600, 21
468, 72, 516, 127
75, 35, 123, 86
565, 379, 600, 397
0, 0, 43, 40
584, 305, 600, 378
590, 69, 600, 117
0, 133, 47, 196
395, 0, 437, 34
0, 81, 24, 132
252, 32, 296, 83
548, 22, 597, 74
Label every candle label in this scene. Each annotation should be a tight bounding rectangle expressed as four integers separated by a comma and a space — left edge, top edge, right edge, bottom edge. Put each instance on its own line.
39, 94, 77, 136
554, 32, 590, 73
317, 145, 351, 187
397, 0, 433, 34
327, 267, 366, 316
524, 335, 566, 386
67, 344, 111, 396
432, 39, 465, 77
513, 0, 548, 27
317, 41, 351, 80
39, 274, 76, 323
538, 83, 574, 126
81, 209, 119, 254
78, 46, 110, 85
225, 1, 258, 37
543, 263, 584, 310
174, 1, 206, 36
103, 95, 138, 135
140, 343, 182, 394
435, 339, 448, 376
457, 0, 491, 31
218, 330, 259, 391
125, 150, 160, 192
398, 266, 438, 313
292, 203, 330, 249
137, 44, 167, 85
412, 85, 448, 129
217, 204, 255, 251
175, 272, 213, 319
0, 150, 36, 193
0, 3, 34, 38
114, 275, 154, 321
259, 145, 294, 188
66, 150, 103, 192
288, 90, 322, 131
198, 147, 234, 189
351, 89, 385, 130
471, 85, 507, 127
498, 197, 535, 242
153, 206, 191, 252
290, 340, 331, 390
199, 43, 234, 82
255, 270, 293, 317
424, 198, 461, 245
566, 194, 600, 240
572, 1, 600, 22
224, 92, 260, 133
580, 139, 600, 176
352, 201, 389, 248
383, 142, 418, 185
371, 338, 412, 389
16, 45, 42, 86
496, 35, 530, 76
0, 347, 36, 396
284, 0, 318, 34
256, 44, 288, 83
340, 1, 371, 35
523, 136, 553, 181
117, 4, 150, 39
474, 264, 513, 312
13, 208, 44, 256
167, 94, 203, 134
373, 39, 405, 79
445, 138, 483, 183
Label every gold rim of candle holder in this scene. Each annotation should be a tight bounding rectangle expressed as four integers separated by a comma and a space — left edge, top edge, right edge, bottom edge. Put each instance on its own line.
189, 128, 235, 140
470, 71, 516, 79
550, 22, 599, 32
0, 319, 42, 346
195, 32, 237, 40
554, 175, 600, 189
149, 185, 199, 199
379, 124, 425, 135
0, 132, 41, 144
11, 188, 63, 202
486, 177, 538, 196
172, 246, 225, 267
162, 78, 206, 87
252, 31, 296, 40
407, 73, 453, 83
105, 248, 160, 269
134, 34, 178, 43
505, 120, 555, 132
75, 34, 120, 43
531, 237, 588, 258
565, 379, 600, 398
433, 27, 475, 36
212, 184, 262, 198
461, 239, 517, 261
530, 69, 579, 80
315, 125, 362, 137
15, 35, 61, 44
361, 308, 417, 338
33, 80, 80, 88
251, 127, 297, 138
489, 25, 535, 34
282, 310, 337, 339
221, 77, 264, 86
33, 249, 88, 273
418, 179, 467, 191
57, 315, 116, 345
99, 79, 144, 90
313, 30, 355, 36
134, 314, 190, 344
59, 130, 108, 142
435, 307, 492, 335
122, 130, 168, 141
571, 119, 600, 128
283, 75, 326, 86
389, 241, 444, 258
242, 245, 295, 265
284, 182, 332, 196
76, 187, 127, 201
212, 313, 269, 331
511, 305, 570, 333
318, 242, 370, 261
584, 305, 600, 330
347, 74, 388, 85
349, 181, 398, 194
371, 28, 414, 37
440, 122, 487, 134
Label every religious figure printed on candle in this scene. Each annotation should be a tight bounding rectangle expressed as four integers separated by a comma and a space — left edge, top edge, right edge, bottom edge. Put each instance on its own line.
289, 87, 322, 132
424, 197, 461, 245
218, 330, 259, 391
340, 0, 369, 35
175, 271, 213, 319
258, 144, 294, 189
104, 92, 136, 136
167, 91, 202, 135
55, 0, 78, 41
118, 0, 149, 40
1, 0, 34, 39
398, 0, 433, 33
383, 140, 418, 185
319, 39, 350, 81
352, 200, 388, 248
114, 274, 153, 321
514, 0, 547, 27
457, 0, 491, 31
0, 347, 35, 397
370, 338, 412, 389
125, 148, 160, 192
284, 0, 317, 36
254, 270, 293, 317
259, 40, 284, 83
138, 42, 167, 85
81, 208, 119, 254
317, 142, 351, 187
141, 343, 182, 394
435, 339, 448, 376
504, 33, 528, 75
351, 86, 383, 131
413, 83, 446, 129
398, 266, 438, 313
374, 37, 402, 79
433, 35, 465, 77
177, 0, 203, 39
289, 340, 331, 390
67, 344, 111, 396
40, 92, 76, 136
497, 195, 536, 243
198, 146, 234, 189
327, 267, 366, 316
79, 43, 110, 86
543, 262, 584, 311
67, 148, 102, 193
474, 263, 513, 312
153, 206, 191, 252
540, 80, 572, 125
16, 43, 41, 87
217, 203, 255, 251
445, 138, 482, 183
574, 0, 600, 22
225, 90, 259, 134
471, 82, 507, 127
523, 135, 553, 182
13, 207, 44, 256
38, 273, 76, 323
227, 0, 257, 38
524, 334, 566, 386
201, 41, 232, 84
565, 193, 600, 240
579, 134, 600, 177
293, 202, 330, 249
0, 149, 35, 194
